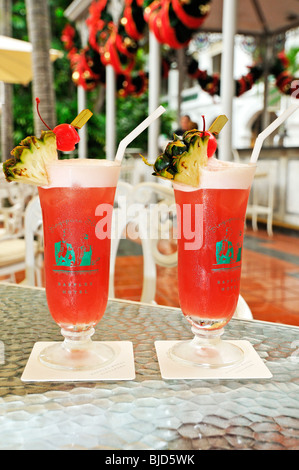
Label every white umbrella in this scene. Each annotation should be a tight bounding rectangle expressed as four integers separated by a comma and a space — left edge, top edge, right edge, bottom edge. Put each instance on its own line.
201, 0, 299, 36
0, 35, 63, 85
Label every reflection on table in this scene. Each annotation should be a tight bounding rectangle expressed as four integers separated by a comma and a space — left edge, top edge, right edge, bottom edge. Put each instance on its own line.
0, 283, 299, 450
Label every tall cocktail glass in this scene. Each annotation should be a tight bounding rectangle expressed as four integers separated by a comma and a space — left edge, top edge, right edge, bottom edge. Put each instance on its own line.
170, 159, 256, 368
38, 159, 121, 370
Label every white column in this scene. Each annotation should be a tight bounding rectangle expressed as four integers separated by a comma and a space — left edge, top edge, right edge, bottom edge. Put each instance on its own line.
148, 32, 161, 162
105, 64, 116, 160
219, 0, 237, 161
168, 68, 179, 113
177, 48, 185, 123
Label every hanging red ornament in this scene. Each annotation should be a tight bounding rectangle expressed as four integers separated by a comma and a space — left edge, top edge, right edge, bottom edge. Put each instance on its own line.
172, 0, 210, 29
276, 71, 293, 94
161, 57, 170, 79
143, 1, 164, 43
101, 29, 136, 75
277, 51, 290, 69
71, 47, 102, 91
143, 1, 160, 23
123, 0, 146, 41
87, 0, 112, 54
131, 71, 148, 96
61, 24, 77, 51
151, 6, 167, 44
160, 0, 192, 49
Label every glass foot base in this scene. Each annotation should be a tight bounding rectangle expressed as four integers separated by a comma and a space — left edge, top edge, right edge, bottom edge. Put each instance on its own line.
39, 328, 117, 371
169, 327, 244, 369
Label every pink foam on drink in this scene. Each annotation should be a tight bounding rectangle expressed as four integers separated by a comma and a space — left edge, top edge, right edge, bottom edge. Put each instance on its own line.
174, 157, 256, 192
46, 158, 121, 188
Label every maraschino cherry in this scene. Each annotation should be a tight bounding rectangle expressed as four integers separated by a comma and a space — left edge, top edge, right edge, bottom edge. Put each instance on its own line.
36, 98, 80, 152
201, 115, 217, 158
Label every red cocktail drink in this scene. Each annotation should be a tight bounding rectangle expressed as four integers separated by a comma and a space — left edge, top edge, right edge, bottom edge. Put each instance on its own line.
175, 187, 250, 329
171, 158, 256, 367
38, 159, 121, 370
39, 185, 116, 328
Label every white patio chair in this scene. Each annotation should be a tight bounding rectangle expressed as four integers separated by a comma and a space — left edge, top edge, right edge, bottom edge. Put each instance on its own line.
0, 238, 27, 282
0, 202, 24, 240
0, 168, 36, 240
24, 196, 43, 286
109, 181, 134, 298
0, 196, 43, 286
109, 181, 176, 303
232, 149, 275, 237
246, 162, 276, 237
132, 181, 177, 304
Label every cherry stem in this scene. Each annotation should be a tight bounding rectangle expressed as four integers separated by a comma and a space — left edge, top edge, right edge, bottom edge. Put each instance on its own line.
202, 115, 206, 133
36, 97, 52, 131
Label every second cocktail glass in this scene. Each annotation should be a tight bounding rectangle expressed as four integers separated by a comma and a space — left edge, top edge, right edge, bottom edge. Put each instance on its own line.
170, 160, 256, 368
38, 159, 121, 370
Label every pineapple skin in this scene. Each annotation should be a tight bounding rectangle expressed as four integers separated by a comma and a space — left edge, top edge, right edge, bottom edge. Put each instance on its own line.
153, 130, 210, 187
3, 131, 58, 186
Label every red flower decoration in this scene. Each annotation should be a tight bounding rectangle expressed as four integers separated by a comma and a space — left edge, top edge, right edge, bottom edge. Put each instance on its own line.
61, 24, 76, 51
172, 0, 210, 29
277, 51, 290, 69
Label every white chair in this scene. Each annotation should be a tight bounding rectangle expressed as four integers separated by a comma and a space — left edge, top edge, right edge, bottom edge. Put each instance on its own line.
0, 196, 43, 286
109, 181, 177, 303
0, 173, 22, 239
0, 169, 36, 240
0, 202, 24, 240
24, 196, 43, 286
232, 149, 275, 237
109, 181, 134, 298
246, 162, 276, 237
234, 295, 254, 320
0, 238, 28, 282
132, 181, 177, 304
119, 149, 146, 186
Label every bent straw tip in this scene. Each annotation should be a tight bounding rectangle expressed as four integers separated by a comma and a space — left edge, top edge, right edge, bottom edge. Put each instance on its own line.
250, 103, 299, 163
115, 105, 166, 162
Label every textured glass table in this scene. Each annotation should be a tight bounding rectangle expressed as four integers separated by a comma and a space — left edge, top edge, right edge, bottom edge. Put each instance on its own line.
0, 282, 299, 450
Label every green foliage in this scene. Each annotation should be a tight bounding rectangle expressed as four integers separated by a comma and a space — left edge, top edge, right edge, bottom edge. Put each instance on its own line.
116, 91, 168, 150
84, 107, 106, 158
85, 89, 174, 158
286, 46, 299, 75
12, 1, 28, 39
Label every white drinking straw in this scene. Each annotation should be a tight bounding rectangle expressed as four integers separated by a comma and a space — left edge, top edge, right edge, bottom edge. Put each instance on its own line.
250, 102, 299, 163
115, 105, 166, 163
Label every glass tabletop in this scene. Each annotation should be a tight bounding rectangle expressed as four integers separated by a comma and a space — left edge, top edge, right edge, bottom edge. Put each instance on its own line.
0, 283, 298, 450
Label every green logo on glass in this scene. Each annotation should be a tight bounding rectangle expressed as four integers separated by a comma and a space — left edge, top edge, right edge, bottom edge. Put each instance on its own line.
55, 230, 94, 267
215, 228, 242, 266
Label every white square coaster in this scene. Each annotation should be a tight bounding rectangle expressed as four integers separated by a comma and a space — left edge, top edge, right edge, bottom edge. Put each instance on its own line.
155, 340, 272, 380
21, 341, 135, 382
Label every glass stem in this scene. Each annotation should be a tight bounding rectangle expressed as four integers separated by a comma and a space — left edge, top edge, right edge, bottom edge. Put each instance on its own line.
61, 327, 95, 352
190, 326, 224, 348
